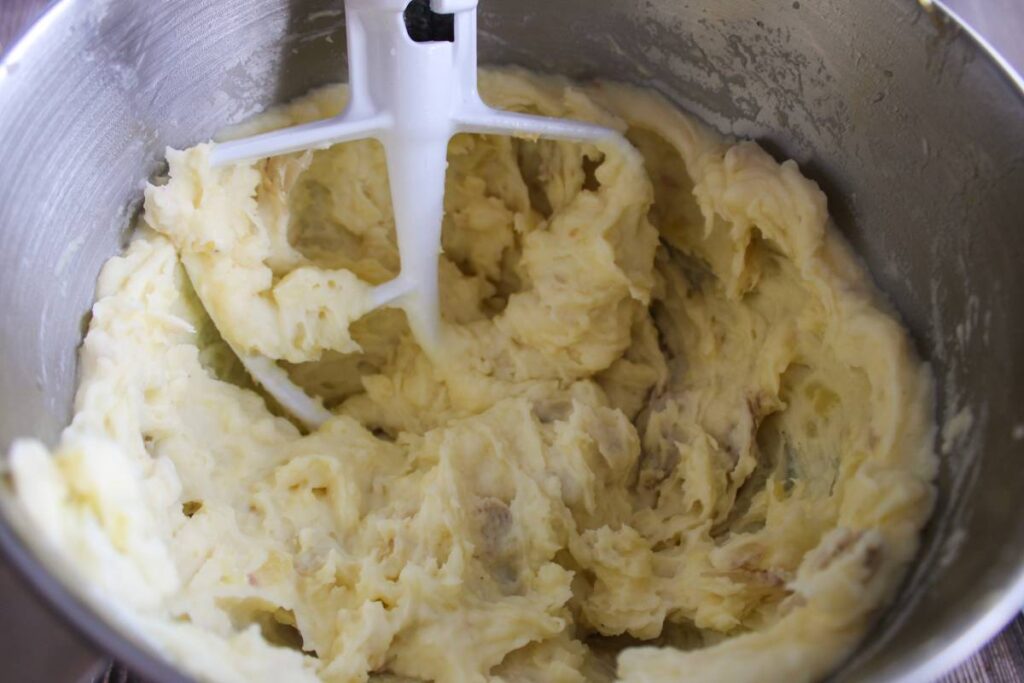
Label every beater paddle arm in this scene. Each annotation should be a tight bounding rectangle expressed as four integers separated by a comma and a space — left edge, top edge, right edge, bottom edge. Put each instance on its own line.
205, 0, 618, 428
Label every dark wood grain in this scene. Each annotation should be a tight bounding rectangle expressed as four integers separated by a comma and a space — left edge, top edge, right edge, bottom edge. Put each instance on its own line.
1, 1, 1021, 682
941, 618, 1024, 683
0, 0, 47, 54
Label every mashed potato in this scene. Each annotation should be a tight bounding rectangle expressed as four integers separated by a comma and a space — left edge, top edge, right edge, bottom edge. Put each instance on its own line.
6, 70, 936, 683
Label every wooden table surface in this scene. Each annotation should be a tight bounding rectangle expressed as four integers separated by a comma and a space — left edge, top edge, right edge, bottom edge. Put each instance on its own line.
2, 1, 1022, 682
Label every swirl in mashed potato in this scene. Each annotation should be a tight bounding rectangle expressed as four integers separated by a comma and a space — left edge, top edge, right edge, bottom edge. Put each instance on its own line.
7, 70, 935, 683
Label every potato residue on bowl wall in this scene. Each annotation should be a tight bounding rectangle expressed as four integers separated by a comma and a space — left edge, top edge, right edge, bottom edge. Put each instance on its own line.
6, 70, 936, 683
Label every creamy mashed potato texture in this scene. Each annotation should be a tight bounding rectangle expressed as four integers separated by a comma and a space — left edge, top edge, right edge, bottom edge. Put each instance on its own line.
6, 71, 936, 683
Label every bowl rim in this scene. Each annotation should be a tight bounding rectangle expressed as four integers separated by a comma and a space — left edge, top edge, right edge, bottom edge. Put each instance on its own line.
0, 1, 1022, 682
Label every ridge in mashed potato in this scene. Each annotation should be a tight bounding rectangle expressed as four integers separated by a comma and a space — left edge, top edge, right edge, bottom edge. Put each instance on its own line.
5, 70, 936, 683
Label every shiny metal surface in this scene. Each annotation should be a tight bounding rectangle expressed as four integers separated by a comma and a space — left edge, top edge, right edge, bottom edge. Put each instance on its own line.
0, 1, 1022, 681
938, 0, 1024, 93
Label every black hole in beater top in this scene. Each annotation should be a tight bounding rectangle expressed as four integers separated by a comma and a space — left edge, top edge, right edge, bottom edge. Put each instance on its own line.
404, 0, 455, 42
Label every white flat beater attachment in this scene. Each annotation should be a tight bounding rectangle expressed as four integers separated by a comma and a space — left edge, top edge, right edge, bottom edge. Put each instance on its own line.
209, 0, 618, 428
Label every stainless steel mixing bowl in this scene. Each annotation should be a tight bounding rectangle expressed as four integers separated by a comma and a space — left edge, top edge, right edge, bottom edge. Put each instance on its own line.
1, 1, 1022, 681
